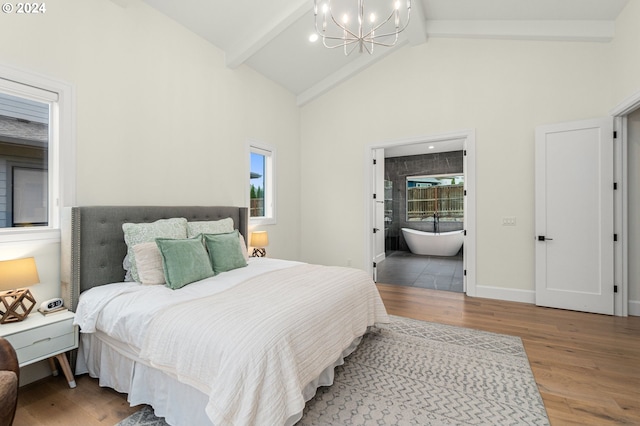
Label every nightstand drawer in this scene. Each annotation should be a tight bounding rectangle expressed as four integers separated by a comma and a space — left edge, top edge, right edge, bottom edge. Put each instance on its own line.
3, 316, 76, 365
14, 331, 76, 365
5, 317, 74, 349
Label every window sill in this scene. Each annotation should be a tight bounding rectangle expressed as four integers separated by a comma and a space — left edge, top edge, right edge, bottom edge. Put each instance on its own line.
0, 228, 61, 243
250, 217, 276, 226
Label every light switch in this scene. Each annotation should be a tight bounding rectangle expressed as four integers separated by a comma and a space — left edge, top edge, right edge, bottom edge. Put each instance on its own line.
502, 216, 517, 226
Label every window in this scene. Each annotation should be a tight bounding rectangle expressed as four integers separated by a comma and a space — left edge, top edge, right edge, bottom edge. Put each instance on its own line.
248, 142, 275, 224
406, 174, 464, 222
0, 92, 50, 228
0, 65, 74, 240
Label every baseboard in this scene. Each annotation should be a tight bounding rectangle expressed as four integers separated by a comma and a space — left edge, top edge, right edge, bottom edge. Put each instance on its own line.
474, 285, 536, 305
475, 286, 640, 317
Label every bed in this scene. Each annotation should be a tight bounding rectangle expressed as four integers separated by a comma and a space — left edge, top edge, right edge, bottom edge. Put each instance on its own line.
60, 206, 389, 426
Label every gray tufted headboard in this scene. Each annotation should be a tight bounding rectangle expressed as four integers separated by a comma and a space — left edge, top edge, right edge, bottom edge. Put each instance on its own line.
60, 206, 248, 312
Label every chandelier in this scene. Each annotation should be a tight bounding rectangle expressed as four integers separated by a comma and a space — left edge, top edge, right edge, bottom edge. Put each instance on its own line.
313, 0, 411, 55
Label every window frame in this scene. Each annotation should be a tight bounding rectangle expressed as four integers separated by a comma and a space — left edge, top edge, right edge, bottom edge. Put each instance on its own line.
247, 140, 276, 226
0, 64, 75, 242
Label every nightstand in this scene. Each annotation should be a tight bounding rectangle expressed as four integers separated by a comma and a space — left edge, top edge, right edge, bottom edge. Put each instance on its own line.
0, 310, 78, 388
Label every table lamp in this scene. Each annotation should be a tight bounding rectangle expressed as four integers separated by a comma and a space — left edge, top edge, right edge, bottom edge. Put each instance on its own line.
250, 231, 269, 257
0, 257, 38, 324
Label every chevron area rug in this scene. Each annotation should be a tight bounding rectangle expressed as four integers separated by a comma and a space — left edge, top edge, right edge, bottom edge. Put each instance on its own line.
116, 315, 549, 425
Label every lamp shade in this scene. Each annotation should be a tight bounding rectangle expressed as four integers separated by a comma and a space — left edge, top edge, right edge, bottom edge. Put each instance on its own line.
250, 231, 269, 248
0, 257, 40, 291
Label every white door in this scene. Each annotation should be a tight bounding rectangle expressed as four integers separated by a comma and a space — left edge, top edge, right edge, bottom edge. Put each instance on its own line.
535, 117, 614, 315
373, 149, 386, 271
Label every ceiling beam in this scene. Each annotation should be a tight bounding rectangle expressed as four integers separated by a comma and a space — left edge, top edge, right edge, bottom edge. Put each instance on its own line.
296, 39, 409, 106
425, 20, 615, 43
226, 0, 311, 69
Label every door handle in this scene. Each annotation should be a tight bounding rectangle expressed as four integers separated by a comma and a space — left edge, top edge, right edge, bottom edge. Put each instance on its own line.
537, 236, 553, 241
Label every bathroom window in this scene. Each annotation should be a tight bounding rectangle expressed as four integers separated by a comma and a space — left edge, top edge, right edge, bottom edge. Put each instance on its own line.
248, 141, 276, 225
406, 174, 464, 221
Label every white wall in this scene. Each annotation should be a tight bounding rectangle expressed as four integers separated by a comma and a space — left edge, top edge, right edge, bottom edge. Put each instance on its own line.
300, 37, 613, 296
611, 0, 640, 106
0, 0, 301, 383
300, 0, 640, 306
0, 0, 301, 256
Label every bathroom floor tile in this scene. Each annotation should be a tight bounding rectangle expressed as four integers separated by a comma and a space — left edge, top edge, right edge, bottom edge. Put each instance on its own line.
376, 251, 463, 293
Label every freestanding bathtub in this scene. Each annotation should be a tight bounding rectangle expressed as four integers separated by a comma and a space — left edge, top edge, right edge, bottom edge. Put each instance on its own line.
401, 228, 464, 256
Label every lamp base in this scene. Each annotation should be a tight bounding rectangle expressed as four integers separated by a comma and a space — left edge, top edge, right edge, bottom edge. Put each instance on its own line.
0, 288, 36, 324
251, 248, 266, 257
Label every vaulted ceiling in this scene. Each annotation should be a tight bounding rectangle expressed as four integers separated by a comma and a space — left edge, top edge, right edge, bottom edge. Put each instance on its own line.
136, 0, 629, 106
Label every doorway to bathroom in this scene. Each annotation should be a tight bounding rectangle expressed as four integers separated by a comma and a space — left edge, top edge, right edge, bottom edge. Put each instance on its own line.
366, 130, 476, 296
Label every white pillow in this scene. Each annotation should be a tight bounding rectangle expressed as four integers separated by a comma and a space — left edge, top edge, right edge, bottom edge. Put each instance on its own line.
187, 218, 234, 238
133, 242, 165, 285
238, 233, 249, 262
123, 217, 188, 282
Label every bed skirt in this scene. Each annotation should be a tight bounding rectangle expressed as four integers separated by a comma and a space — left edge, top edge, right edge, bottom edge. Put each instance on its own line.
76, 331, 363, 426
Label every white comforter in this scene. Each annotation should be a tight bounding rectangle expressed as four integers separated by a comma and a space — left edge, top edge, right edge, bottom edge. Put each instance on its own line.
74, 258, 389, 426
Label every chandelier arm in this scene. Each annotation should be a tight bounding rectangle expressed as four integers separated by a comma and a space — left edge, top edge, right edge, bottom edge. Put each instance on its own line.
365, 27, 408, 42
314, 18, 358, 41
365, 37, 400, 48
346, 42, 360, 55
322, 38, 361, 49
313, 3, 360, 41
328, 11, 361, 40
364, 8, 412, 40
361, 40, 373, 54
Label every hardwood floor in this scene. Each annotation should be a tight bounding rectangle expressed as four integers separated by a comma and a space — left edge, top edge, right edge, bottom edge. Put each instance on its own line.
377, 284, 640, 425
13, 284, 640, 425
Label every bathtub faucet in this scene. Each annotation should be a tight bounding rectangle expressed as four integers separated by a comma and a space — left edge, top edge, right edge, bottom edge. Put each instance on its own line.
433, 212, 440, 234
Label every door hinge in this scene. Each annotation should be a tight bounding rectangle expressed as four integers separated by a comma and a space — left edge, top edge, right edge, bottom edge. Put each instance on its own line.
463, 269, 467, 276
373, 262, 377, 268
613, 131, 617, 139
373, 193, 377, 199
464, 190, 467, 196
614, 182, 618, 190
373, 228, 378, 234
463, 150, 467, 156
463, 230, 467, 236
614, 234, 618, 242
373, 159, 377, 165
614, 285, 618, 293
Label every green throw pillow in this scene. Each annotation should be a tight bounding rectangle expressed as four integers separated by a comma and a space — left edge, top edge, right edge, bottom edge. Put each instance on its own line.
155, 236, 214, 289
203, 230, 248, 275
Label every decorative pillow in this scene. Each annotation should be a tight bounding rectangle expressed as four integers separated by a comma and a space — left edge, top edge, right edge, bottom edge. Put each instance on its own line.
238, 233, 249, 262
123, 218, 188, 282
203, 230, 248, 275
155, 236, 215, 290
132, 242, 165, 285
187, 218, 234, 238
